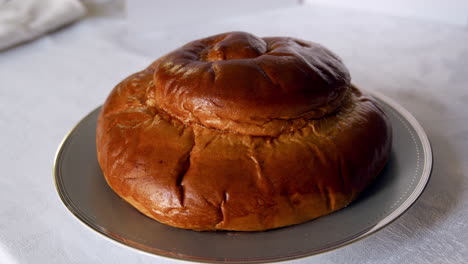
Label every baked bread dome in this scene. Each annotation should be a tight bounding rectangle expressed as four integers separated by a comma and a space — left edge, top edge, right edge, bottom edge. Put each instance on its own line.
96, 32, 392, 231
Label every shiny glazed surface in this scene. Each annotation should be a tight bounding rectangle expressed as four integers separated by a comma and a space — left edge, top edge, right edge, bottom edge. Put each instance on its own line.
96, 32, 392, 231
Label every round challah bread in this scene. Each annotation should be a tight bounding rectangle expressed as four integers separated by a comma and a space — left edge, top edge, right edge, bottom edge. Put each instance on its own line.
96, 32, 392, 231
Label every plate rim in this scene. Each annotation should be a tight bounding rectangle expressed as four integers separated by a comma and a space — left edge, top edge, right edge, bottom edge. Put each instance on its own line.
53, 90, 433, 263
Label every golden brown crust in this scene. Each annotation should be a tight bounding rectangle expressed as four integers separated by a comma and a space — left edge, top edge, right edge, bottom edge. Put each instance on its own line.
96, 32, 392, 231
152, 32, 350, 136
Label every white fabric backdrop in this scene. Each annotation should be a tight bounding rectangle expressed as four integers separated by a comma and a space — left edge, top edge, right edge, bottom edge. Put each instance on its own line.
0, 2, 467, 263
0, 0, 86, 50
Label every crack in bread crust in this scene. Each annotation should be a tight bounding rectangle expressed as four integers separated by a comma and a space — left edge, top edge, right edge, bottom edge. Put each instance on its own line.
96, 32, 392, 231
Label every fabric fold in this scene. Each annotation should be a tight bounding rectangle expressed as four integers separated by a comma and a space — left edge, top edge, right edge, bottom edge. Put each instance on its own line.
0, 0, 86, 50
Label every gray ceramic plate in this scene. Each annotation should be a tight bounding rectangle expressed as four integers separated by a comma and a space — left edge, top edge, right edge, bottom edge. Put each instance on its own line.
54, 91, 432, 263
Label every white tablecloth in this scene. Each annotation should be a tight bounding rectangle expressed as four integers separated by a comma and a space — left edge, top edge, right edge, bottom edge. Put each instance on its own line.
0, 3, 467, 264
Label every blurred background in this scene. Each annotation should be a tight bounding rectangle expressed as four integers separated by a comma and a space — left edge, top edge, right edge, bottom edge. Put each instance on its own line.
306, 0, 468, 26
0, 1, 467, 264
128, 0, 468, 27
1, 0, 468, 53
